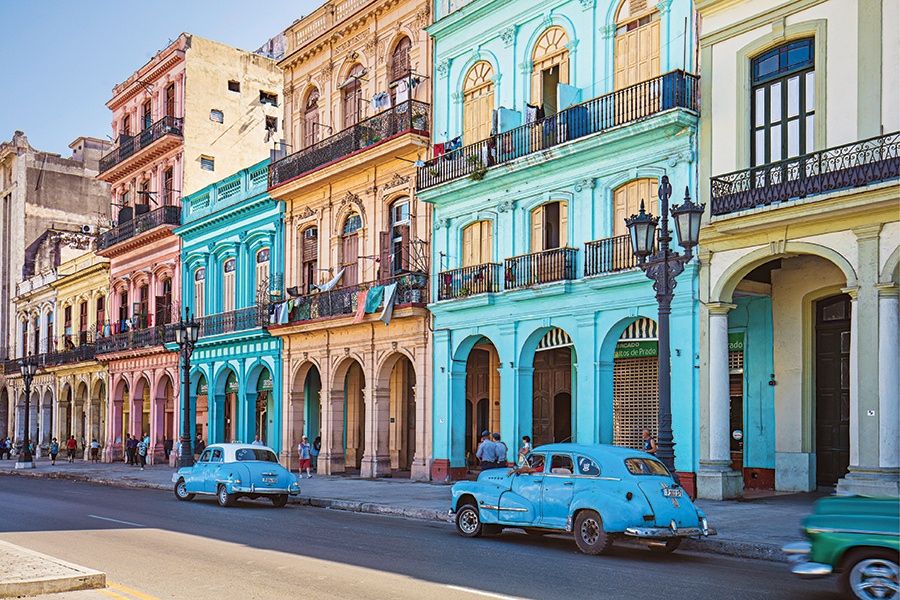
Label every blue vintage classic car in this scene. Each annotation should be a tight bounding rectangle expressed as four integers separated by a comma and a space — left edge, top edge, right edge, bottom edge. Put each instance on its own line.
451, 443, 715, 554
172, 443, 300, 507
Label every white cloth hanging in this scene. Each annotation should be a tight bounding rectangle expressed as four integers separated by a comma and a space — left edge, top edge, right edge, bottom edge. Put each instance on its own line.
395, 80, 409, 103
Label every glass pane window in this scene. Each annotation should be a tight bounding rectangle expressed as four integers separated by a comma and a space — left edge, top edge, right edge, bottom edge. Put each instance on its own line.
343, 213, 362, 234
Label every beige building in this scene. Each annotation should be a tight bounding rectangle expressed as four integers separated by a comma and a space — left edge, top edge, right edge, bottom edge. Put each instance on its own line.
696, 0, 899, 498
265, 0, 433, 478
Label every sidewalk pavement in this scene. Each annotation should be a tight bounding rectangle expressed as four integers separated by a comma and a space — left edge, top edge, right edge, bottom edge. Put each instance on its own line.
0, 539, 105, 597
0, 458, 818, 563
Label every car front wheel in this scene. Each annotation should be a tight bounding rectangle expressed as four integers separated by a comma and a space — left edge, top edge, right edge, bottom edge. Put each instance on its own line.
455, 504, 483, 538
174, 479, 194, 501
217, 484, 236, 507
271, 494, 288, 508
573, 510, 613, 555
840, 548, 899, 600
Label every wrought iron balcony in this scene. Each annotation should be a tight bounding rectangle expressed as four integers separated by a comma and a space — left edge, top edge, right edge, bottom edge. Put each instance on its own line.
98, 205, 181, 250
96, 325, 176, 354
269, 99, 430, 188
710, 132, 900, 216
99, 116, 184, 174
585, 233, 656, 276
43, 344, 97, 367
283, 272, 428, 324
418, 70, 699, 190
437, 263, 502, 301
198, 306, 268, 337
504, 248, 578, 290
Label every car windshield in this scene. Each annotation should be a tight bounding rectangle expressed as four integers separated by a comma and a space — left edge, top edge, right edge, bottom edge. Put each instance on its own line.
234, 448, 278, 463
624, 458, 670, 476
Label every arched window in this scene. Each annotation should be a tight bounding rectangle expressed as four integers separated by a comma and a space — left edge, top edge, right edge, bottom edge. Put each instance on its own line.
750, 39, 815, 166
45, 310, 54, 353
462, 220, 492, 267
193, 268, 206, 318
341, 212, 362, 286
302, 88, 320, 149
613, 178, 658, 238
256, 249, 271, 299
614, 1, 660, 90
463, 62, 494, 144
79, 300, 89, 345
342, 64, 365, 129
223, 258, 236, 313
391, 36, 412, 83
531, 27, 570, 115
531, 201, 568, 252
95, 296, 105, 333
301, 227, 318, 294
157, 278, 172, 325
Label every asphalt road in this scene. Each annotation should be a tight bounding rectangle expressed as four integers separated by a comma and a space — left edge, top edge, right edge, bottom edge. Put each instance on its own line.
0, 475, 839, 600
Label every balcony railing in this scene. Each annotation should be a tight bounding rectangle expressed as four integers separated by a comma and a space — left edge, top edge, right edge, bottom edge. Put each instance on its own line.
99, 116, 184, 173
270, 99, 431, 188
504, 248, 578, 290
98, 205, 181, 250
418, 70, 699, 190
199, 306, 268, 337
96, 325, 176, 354
285, 272, 428, 324
710, 132, 900, 216
585, 234, 650, 276
437, 263, 502, 301
43, 344, 97, 367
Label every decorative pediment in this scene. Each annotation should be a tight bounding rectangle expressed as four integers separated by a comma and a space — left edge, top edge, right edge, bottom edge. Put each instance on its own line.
382, 173, 410, 192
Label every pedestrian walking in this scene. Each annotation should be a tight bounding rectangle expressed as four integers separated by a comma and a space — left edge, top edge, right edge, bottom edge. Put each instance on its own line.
518, 435, 532, 466
90, 440, 100, 463
66, 436, 77, 463
124, 434, 134, 465
50, 438, 59, 465
137, 437, 148, 470
493, 433, 508, 468
641, 428, 657, 455
311, 436, 321, 472
0, 438, 7, 460
298, 436, 312, 478
476, 430, 496, 470
193, 433, 206, 460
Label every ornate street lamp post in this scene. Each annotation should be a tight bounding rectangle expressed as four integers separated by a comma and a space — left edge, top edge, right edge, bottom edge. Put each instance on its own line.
625, 175, 704, 483
15, 355, 38, 469
174, 311, 200, 469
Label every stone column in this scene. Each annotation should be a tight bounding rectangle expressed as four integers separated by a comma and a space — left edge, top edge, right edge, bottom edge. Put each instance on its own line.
409, 343, 430, 481
284, 387, 305, 472
877, 284, 899, 470
319, 388, 346, 474
149, 389, 166, 464
697, 302, 742, 499
361, 386, 391, 478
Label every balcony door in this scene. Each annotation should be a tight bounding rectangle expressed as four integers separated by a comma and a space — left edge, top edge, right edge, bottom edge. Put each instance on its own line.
223, 259, 236, 313
342, 64, 364, 130
613, 3, 660, 90
531, 27, 570, 117
193, 268, 206, 318
255, 249, 270, 303
613, 178, 658, 237
815, 294, 851, 487
531, 201, 568, 252
79, 301, 88, 345
303, 89, 320, 149
462, 221, 492, 268
463, 62, 494, 145
155, 279, 171, 326
341, 212, 362, 287
301, 227, 318, 294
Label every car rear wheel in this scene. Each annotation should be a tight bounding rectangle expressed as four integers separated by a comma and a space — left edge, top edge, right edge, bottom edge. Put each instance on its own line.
271, 494, 288, 508
649, 538, 682, 553
174, 479, 194, 501
217, 484, 236, 507
840, 548, 899, 600
455, 504, 483, 538
573, 510, 613, 555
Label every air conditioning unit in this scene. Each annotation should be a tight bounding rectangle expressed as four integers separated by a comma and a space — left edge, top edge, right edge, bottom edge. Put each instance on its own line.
81, 224, 97, 234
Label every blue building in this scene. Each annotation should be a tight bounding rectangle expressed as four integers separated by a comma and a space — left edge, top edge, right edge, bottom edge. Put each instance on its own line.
176, 161, 285, 453
419, 0, 701, 489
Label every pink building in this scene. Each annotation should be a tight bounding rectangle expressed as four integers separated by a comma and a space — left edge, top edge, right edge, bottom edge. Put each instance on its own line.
95, 33, 282, 463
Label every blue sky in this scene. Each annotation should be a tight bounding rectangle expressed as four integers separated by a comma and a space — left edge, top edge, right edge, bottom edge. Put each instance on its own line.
0, 0, 321, 155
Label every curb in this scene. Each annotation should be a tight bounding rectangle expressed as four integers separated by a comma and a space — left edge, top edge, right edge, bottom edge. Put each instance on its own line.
1, 469, 788, 563
0, 540, 106, 598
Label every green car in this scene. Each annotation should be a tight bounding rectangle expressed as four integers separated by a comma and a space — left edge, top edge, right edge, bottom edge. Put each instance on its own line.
783, 495, 899, 599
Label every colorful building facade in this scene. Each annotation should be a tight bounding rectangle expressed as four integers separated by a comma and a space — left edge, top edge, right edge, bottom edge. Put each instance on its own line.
419, 0, 702, 487
696, 0, 899, 498
268, 0, 434, 479
177, 160, 285, 455
95, 34, 283, 463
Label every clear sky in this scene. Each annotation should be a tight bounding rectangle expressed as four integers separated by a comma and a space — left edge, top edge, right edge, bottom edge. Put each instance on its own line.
0, 0, 322, 155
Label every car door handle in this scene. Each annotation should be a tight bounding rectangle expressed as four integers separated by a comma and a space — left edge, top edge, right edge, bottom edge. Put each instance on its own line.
563, 481, 573, 486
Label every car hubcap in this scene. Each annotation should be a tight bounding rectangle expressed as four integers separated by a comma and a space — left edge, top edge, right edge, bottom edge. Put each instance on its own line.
581, 518, 600, 545
851, 558, 899, 599
460, 509, 479, 534
177, 482, 186, 496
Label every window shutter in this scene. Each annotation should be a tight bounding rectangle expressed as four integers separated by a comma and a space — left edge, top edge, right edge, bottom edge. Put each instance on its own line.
399, 224, 411, 271
379, 231, 392, 280
462, 224, 474, 267
481, 221, 492, 263
559, 202, 568, 247
614, 35, 628, 90
614, 185, 628, 237
559, 53, 570, 86
531, 206, 544, 252
531, 69, 542, 106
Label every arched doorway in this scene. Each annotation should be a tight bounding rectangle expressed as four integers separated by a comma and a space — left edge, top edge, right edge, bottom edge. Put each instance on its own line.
612, 318, 659, 450
133, 377, 150, 440
219, 369, 238, 443
304, 366, 321, 443
195, 374, 208, 443
815, 293, 851, 486
340, 361, 366, 471
41, 389, 54, 447
75, 382, 88, 448
466, 340, 501, 464
90, 380, 105, 450
532, 328, 575, 447
384, 354, 416, 474
159, 374, 175, 446
254, 366, 274, 445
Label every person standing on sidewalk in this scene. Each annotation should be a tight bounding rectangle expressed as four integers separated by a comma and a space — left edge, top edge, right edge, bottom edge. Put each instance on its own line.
311, 436, 321, 472
298, 436, 312, 479
124, 434, 135, 465
137, 437, 148, 470
90, 440, 100, 463
493, 433, 508, 468
66, 436, 77, 463
518, 435, 532, 466
476, 430, 496, 470
194, 433, 205, 460
50, 438, 59, 465
641, 428, 657, 455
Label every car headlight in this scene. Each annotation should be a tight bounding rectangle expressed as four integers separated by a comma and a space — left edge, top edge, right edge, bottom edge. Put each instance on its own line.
233, 479, 241, 484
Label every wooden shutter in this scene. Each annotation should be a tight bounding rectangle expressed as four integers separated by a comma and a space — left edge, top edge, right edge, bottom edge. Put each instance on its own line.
614, 179, 658, 237
399, 224, 410, 271
194, 280, 205, 318
343, 233, 359, 286
462, 224, 474, 267
531, 69, 542, 106
559, 202, 568, 247
559, 53, 570, 86
531, 206, 544, 252
223, 269, 235, 313
614, 186, 629, 237
379, 231, 392, 280
480, 221, 492, 263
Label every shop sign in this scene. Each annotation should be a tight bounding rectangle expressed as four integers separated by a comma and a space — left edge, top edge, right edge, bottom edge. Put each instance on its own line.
258, 374, 273, 391
728, 332, 745, 352
614, 340, 658, 359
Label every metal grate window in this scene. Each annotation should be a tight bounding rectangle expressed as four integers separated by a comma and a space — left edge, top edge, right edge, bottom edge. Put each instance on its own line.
729, 350, 744, 372
613, 355, 658, 450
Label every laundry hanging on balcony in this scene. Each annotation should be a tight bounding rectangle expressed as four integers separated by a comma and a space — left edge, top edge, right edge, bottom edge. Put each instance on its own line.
380, 283, 398, 326
395, 80, 409, 103
313, 268, 345, 292
364, 285, 385, 313
353, 290, 368, 324
371, 91, 391, 112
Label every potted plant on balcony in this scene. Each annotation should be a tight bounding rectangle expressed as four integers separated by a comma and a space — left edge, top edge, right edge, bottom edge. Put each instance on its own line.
467, 154, 488, 181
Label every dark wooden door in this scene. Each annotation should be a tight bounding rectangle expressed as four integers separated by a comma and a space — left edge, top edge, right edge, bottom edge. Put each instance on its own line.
815, 294, 851, 487
532, 347, 572, 447
341, 232, 359, 287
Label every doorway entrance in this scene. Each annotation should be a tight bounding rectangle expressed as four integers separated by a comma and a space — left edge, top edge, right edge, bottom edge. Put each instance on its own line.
815, 294, 851, 487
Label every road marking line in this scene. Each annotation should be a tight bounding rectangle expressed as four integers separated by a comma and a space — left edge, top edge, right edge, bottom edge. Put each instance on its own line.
109, 581, 161, 600
98, 589, 130, 600
445, 585, 525, 600
87, 515, 146, 527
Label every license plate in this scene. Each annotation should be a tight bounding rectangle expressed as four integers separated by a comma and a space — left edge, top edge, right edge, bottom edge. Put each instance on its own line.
262, 477, 277, 484
663, 488, 683, 498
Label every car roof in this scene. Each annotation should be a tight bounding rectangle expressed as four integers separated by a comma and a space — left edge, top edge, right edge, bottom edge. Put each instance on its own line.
531, 443, 656, 461
206, 443, 275, 452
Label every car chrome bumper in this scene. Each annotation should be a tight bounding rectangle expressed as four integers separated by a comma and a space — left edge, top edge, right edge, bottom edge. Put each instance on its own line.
232, 485, 297, 495
782, 542, 832, 579
624, 525, 716, 538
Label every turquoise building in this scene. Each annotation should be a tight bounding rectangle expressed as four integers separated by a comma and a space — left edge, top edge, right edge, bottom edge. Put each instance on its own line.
175, 161, 285, 453
419, 0, 702, 489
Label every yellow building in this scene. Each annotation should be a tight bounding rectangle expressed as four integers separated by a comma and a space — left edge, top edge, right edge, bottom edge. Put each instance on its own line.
264, 0, 432, 478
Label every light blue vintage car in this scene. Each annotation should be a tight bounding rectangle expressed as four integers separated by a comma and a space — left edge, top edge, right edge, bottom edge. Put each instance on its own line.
451, 443, 715, 555
172, 443, 300, 507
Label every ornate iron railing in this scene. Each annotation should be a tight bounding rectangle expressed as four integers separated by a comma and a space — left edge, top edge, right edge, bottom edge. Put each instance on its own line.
96, 325, 176, 354
503, 248, 578, 290
98, 205, 181, 250
99, 116, 184, 173
43, 344, 97, 366
417, 70, 699, 190
1, 359, 20, 374
283, 272, 428, 324
710, 132, 900, 216
270, 100, 430, 187
585, 234, 649, 276
198, 306, 268, 337
437, 263, 502, 301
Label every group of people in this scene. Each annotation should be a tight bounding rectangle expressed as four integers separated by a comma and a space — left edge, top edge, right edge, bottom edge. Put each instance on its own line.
296, 435, 321, 478
124, 433, 150, 470
475, 430, 512, 470
48, 436, 80, 465
0, 436, 102, 463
